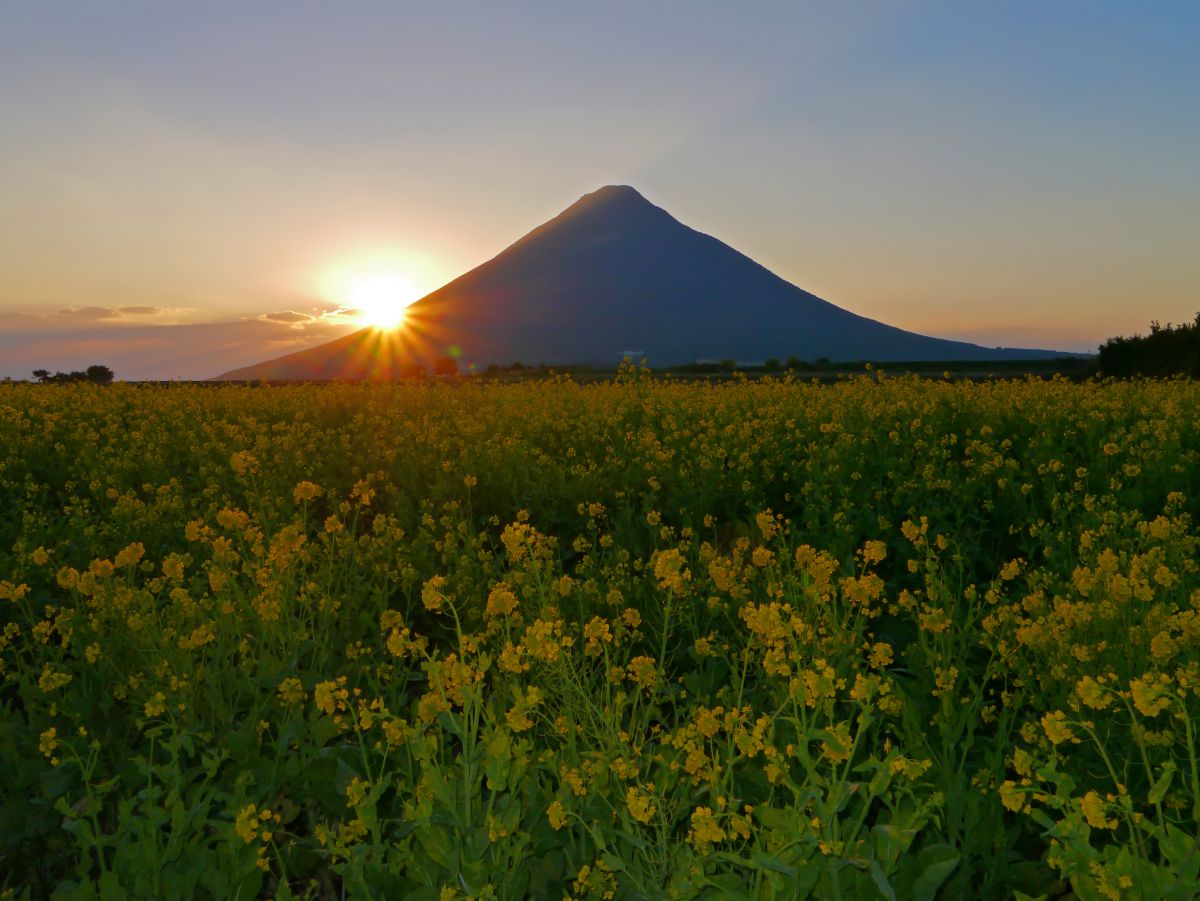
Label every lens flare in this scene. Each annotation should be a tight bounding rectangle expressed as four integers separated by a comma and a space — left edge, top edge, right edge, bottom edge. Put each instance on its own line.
342, 273, 416, 329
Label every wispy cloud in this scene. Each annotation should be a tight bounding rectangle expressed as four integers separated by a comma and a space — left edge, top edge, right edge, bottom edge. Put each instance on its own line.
57, 306, 122, 321
0, 316, 358, 380
261, 310, 314, 323
1, 305, 214, 332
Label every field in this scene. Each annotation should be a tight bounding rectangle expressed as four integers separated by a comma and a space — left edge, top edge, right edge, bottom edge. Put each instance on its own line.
2, 372, 1198, 899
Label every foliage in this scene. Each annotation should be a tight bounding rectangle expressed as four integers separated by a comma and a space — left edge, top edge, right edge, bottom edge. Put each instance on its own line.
1098, 314, 1200, 378
1, 375, 1198, 898
30, 365, 115, 385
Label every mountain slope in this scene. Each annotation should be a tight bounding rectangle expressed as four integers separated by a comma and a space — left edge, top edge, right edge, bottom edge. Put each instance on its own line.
214, 185, 1075, 379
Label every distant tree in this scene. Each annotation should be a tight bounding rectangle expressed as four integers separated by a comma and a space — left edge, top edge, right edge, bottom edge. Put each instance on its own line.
784, 356, 805, 371
719, 359, 737, 373
509, 362, 526, 372
433, 357, 458, 376
1098, 314, 1200, 378
86, 365, 114, 384
764, 357, 781, 372
32, 365, 115, 384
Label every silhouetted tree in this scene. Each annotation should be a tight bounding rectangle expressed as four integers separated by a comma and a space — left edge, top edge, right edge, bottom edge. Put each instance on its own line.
32, 365, 115, 384
433, 357, 458, 376
1098, 314, 1200, 378
719, 359, 737, 373
764, 357, 781, 372
85, 365, 114, 384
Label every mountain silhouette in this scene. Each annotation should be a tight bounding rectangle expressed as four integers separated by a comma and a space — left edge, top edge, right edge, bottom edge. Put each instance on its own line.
214, 185, 1075, 378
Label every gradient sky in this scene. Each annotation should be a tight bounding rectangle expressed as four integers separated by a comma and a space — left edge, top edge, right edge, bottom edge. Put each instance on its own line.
2, 1, 1198, 379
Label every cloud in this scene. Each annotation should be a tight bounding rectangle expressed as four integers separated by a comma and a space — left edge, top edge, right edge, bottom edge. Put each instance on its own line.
0, 305, 204, 331
261, 311, 315, 323
57, 306, 120, 320
0, 317, 358, 380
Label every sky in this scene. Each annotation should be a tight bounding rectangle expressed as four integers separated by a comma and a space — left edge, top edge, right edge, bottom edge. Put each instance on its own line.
2, 0, 1198, 379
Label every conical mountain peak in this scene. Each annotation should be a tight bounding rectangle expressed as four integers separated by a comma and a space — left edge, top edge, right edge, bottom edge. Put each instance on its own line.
548, 184, 664, 225
214, 188, 1076, 379
573, 184, 648, 207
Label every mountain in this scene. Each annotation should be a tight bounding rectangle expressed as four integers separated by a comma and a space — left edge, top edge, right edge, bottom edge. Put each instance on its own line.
214, 185, 1076, 379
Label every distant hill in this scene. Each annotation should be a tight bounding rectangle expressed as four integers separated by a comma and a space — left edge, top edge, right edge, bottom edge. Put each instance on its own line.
214, 185, 1079, 379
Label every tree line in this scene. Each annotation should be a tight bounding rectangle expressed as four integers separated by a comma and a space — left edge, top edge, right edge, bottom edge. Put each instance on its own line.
31, 365, 114, 384
1097, 313, 1200, 378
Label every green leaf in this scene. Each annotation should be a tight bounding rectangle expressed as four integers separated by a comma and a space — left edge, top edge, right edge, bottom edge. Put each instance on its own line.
601, 852, 625, 871
484, 728, 512, 791
870, 859, 897, 901
1148, 761, 1176, 806
911, 846, 960, 901
748, 852, 797, 877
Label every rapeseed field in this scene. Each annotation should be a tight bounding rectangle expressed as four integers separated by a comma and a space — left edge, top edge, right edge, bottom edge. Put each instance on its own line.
1, 372, 1197, 899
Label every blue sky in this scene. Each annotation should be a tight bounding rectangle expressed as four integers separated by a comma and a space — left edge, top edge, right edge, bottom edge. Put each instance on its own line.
2, 1, 1197, 377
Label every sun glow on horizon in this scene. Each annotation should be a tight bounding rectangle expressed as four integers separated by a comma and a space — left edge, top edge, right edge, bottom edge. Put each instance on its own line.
343, 272, 416, 329
318, 254, 432, 331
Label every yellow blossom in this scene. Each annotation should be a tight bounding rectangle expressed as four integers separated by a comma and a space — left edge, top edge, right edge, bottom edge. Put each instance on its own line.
1041, 710, 1073, 745
626, 786, 656, 824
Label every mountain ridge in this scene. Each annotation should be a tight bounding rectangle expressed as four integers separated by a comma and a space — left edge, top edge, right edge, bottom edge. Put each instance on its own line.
213, 186, 1079, 379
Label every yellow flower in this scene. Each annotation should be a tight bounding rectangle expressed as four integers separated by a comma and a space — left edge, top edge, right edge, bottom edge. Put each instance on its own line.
868, 642, 893, 669
626, 656, 658, 691
277, 677, 305, 704
1130, 675, 1172, 718
1080, 791, 1116, 830
38, 665, 72, 693
485, 583, 519, 618
506, 706, 534, 732
1041, 711, 1073, 745
39, 727, 59, 758
626, 786, 656, 824
547, 800, 567, 830
232, 450, 268, 477
314, 678, 347, 716
1075, 676, 1107, 710
345, 777, 369, 808
652, 548, 689, 592
235, 804, 260, 843
751, 546, 774, 568
999, 780, 1026, 812
755, 511, 778, 540
421, 575, 448, 612
689, 806, 726, 849
861, 540, 887, 565
582, 617, 613, 657
144, 692, 167, 717
293, 480, 321, 502
114, 542, 145, 568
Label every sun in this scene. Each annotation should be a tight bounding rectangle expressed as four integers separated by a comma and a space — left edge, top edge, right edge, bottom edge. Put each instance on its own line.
342, 272, 417, 330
